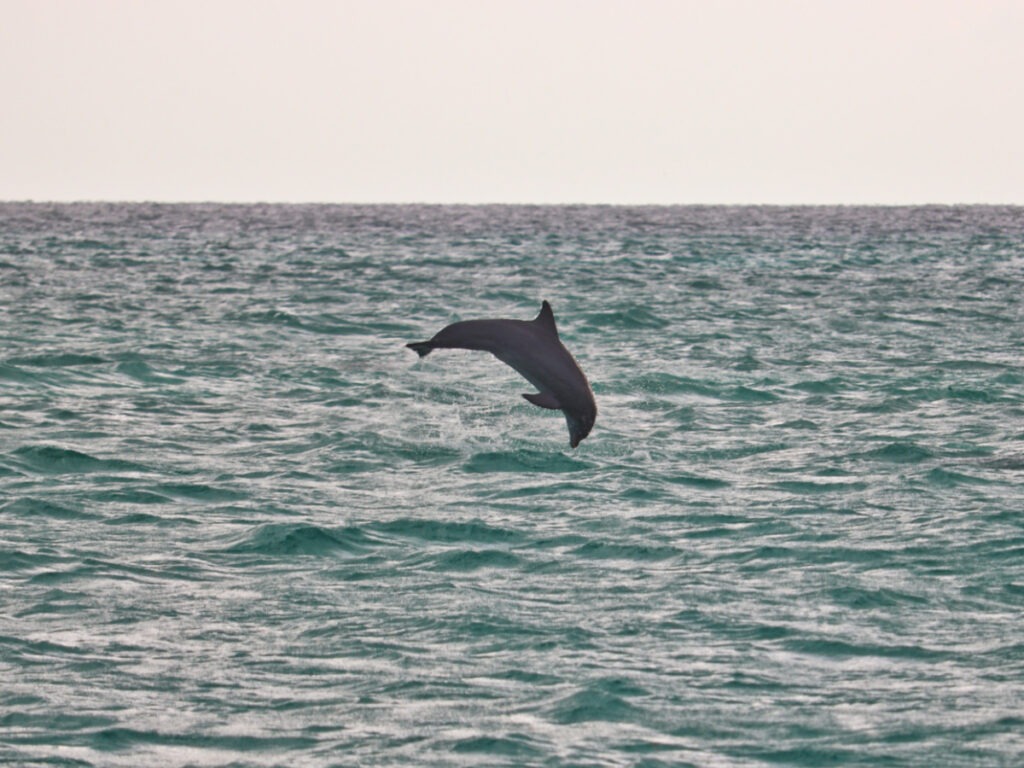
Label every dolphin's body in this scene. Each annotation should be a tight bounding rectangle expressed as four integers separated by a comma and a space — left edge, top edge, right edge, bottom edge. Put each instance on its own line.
407, 301, 597, 447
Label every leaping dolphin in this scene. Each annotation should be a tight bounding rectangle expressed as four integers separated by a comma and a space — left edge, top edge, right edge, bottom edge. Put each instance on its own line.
407, 301, 597, 447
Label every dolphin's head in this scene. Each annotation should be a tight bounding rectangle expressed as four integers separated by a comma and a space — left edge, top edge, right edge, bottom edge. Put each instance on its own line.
566, 403, 597, 449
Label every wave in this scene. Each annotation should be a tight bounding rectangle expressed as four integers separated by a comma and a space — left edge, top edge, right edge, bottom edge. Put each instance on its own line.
462, 450, 591, 474
223, 523, 377, 558
8, 445, 151, 475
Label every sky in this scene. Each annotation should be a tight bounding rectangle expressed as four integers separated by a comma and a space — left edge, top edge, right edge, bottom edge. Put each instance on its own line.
2, 0, 1022, 205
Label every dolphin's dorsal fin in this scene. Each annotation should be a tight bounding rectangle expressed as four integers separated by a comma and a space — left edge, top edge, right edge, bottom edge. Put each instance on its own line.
534, 300, 558, 335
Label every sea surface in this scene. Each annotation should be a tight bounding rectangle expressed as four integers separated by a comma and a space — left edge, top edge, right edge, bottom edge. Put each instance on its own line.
2, 203, 1023, 767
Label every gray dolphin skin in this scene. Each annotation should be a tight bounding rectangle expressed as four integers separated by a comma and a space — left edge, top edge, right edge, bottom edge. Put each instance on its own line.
407, 301, 597, 447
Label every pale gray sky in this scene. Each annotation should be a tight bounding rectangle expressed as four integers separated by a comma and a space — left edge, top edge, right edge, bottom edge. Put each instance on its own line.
2, 0, 1022, 204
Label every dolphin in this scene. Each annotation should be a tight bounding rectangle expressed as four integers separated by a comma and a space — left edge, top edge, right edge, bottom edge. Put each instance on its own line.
406, 301, 597, 447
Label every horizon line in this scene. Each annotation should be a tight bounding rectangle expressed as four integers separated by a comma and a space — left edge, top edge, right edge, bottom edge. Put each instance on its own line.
3, 198, 1022, 208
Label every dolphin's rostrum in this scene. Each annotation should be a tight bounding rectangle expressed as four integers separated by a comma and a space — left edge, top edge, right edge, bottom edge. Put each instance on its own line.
407, 301, 597, 447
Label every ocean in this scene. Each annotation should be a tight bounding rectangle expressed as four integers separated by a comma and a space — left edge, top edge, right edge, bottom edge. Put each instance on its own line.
1, 202, 1023, 767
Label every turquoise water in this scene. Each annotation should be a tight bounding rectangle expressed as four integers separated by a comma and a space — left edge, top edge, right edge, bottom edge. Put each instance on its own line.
2, 203, 1023, 766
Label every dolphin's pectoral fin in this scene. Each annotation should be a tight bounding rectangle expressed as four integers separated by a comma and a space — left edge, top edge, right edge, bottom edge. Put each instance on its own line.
523, 391, 562, 410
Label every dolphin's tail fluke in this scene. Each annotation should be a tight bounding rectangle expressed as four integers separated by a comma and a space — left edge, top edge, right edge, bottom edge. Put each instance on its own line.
406, 341, 434, 357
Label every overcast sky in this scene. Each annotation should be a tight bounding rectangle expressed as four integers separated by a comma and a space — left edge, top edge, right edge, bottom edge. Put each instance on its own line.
2, 0, 1022, 204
